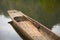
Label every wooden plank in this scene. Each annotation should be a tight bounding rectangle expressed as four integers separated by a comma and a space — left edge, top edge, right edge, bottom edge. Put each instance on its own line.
8, 10, 60, 40
8, 10, 46, 40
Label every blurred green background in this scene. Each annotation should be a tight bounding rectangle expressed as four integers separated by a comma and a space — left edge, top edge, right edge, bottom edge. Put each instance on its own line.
0, 0, 60, 29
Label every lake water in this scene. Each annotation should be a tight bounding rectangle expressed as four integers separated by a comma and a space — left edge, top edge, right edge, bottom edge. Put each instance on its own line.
0, 13, 23, 40
0, 13, 60, 40
52, 24, 60, 37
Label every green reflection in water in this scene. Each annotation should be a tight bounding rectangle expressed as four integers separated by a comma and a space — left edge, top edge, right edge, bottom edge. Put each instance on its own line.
0, 0, 60, 29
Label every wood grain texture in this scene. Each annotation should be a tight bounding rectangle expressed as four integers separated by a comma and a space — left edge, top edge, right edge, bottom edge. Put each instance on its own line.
8, 10, 60, 40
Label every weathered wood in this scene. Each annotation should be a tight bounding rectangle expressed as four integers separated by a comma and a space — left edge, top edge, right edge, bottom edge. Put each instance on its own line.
8, 10, 60, 40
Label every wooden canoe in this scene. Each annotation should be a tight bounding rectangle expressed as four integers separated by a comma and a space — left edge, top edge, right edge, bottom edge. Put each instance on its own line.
8, 10, 60, 40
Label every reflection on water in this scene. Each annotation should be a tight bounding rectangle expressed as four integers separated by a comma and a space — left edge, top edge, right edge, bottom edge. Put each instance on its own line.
52, 24, 60, 37
0, 14, 23, 40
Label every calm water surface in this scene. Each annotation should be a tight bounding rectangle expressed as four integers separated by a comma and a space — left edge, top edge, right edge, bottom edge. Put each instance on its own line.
0, 13, 23, 40
52, 24, 60, 37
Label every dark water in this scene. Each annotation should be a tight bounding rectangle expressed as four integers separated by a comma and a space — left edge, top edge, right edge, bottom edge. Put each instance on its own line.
0, 13, 23, 40
0, 0, 60, 28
